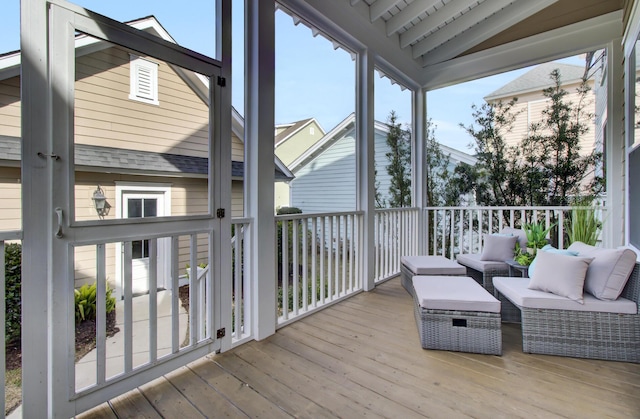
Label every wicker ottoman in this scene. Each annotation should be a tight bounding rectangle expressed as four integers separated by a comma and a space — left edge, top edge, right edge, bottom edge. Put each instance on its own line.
412, 275, 502, 355
401, 255, 466, 296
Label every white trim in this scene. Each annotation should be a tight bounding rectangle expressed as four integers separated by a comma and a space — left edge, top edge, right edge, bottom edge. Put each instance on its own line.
114, 182, 172, 299
129, 54, 160, 105
421, 10, 623, 90
624, 0, 640, 57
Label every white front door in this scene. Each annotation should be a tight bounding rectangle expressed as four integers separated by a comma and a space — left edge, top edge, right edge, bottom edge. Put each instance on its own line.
122, 192, 164, 295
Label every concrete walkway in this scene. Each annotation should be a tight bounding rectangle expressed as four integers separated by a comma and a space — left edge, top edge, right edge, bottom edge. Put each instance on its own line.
9, 290, 188, 418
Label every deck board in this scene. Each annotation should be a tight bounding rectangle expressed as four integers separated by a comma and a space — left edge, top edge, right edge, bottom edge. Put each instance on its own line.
84, 278, 640, 418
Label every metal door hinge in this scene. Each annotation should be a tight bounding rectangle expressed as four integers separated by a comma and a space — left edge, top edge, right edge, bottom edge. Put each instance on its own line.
216, 328, 226, 339
217, 76, 226, 87
216, 208, 225, 218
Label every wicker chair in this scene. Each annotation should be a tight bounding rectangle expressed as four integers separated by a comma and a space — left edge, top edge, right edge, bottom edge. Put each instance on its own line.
455, 253, 511, 295
496, 262, 640, 363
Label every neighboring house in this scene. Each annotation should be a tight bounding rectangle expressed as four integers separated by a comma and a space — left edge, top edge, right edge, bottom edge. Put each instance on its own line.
273, 118, 324, 210
484, 61, 596, 156
0, 16, 292, 295
287, 113, 476, 213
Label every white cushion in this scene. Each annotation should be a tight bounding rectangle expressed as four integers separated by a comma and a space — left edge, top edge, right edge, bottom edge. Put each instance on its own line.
412, 275, 501, 313
567, 241, 638, 300
480, 234, 518, 262
528, 244, 579, 277
456, 253, 509, 272
527, 251, 593, 304
494, 277, 637, 314
500, 227, 528, 250
401, 255, 466, 276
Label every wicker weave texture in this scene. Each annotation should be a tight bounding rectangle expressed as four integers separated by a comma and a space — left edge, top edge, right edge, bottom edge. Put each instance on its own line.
505, 263, 640, 363
460, 265, 510, 295
413, 301, 502, 355
495, 288, 522, 323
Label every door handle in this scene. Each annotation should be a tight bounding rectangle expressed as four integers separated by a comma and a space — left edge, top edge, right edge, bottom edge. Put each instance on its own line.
55, 207, 63, 238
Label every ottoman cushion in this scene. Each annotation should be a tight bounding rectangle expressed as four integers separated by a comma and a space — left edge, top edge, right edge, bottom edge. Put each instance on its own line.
401, 255, 466, 275
456, 253, 509, 272
412, 275, 501, 313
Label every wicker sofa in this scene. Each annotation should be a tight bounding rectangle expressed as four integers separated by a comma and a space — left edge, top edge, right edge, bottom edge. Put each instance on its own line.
494, 258, 640, 363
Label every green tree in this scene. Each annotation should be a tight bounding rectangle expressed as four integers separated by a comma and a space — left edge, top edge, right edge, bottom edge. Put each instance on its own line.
524, 69, 601, 205
460, 99, 525, 206
424, 119, 469, 207
385, 110, 412, 207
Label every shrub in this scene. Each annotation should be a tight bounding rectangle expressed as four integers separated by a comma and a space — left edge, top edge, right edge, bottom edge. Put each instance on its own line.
5, 243, 21, 344
74, 282, 116, 323
277, 207, 302, 215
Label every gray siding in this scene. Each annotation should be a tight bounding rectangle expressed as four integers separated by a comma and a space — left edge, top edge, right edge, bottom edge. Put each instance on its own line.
290, 126, 395, 213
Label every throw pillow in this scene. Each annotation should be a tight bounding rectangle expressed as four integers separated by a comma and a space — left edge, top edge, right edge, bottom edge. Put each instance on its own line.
528, 244, 579, 277
527, 250, 594, 304
480, 234, 518, 262
500, 227, 528, 251
568, 242, 637, 300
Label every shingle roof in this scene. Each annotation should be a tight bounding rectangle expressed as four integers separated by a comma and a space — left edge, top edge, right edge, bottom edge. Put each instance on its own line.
0, 136, 292, 181
484, 62, 586, 101
275, 118, 314, 146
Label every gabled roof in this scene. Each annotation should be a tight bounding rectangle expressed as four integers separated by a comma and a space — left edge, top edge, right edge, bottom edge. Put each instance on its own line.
484, 62, 586, 101
288, 113, 476, 173
274, 118, 324, 147
0, 16, 294, 182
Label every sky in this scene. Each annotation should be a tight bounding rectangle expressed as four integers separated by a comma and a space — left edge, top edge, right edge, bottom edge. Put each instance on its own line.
2, 0, 583, 153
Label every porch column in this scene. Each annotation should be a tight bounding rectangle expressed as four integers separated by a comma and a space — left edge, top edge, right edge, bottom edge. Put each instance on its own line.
356, 49, 376, 291
412, 88, 427, 254
606, 37, 625, 247
245, 0, 277, 339
20, 0, 53, 416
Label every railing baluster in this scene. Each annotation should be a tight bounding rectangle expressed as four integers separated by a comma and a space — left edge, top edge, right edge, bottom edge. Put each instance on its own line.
170, 236, 180, 354
320, 217, 326, 304
148, 239, 158, 361
302, 220, 308, 313
123, 241, 133, 372
328, 216, 334, 300
189, 235, 198, 346
312, 218, 318, 307
95, 244, 107, 385
292, 220, 299, 316
282, 220, 289, 320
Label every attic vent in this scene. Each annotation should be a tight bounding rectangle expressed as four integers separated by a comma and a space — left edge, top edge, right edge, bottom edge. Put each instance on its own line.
129, 55, 159, 105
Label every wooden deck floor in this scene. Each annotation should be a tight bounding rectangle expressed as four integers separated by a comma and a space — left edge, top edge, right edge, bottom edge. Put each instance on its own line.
80, 278, 640, 418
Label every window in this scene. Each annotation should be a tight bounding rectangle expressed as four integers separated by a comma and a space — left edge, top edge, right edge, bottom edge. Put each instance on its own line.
129, 55, 159, 105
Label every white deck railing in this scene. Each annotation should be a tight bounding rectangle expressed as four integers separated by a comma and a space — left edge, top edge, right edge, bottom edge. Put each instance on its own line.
424, 206, 607, 259
275, 211, 364, 327
374, 208, 421, 283
231, 218, 252, 346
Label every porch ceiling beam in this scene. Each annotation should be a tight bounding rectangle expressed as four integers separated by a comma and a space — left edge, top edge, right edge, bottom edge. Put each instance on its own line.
369, 0, 403, 23
420, 10, 623, 90
420, 0, 559, 66
279, 0, 424, 85
399, 0, 479, 49
410, 0, 515, 58
386, 0, 440, 36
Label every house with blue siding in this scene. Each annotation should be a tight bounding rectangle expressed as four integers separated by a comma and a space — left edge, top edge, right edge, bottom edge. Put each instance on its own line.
288, 113, 476, 213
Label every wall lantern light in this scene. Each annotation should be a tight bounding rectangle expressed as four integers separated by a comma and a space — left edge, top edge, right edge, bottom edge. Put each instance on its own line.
92, 185, 110, 218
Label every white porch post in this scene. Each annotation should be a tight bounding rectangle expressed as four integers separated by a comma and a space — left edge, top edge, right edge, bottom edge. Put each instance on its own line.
356, 49, 376, 291
606, 37, 625, 247
245, 0, 277, 339
21, 0, 53, 416
412, 88, 427, 254
216, 0, 233, 351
